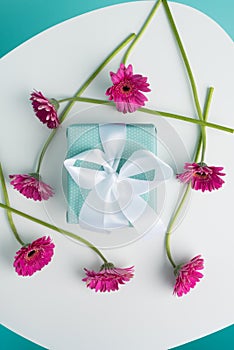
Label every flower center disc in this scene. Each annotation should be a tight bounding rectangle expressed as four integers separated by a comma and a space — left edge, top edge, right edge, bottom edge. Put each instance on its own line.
194, 171, 209, 179
27, 249, 37, 258
122, 85, 130, 92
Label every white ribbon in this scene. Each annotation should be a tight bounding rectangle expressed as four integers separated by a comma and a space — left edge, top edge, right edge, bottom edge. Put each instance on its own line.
64, 124, 173, 233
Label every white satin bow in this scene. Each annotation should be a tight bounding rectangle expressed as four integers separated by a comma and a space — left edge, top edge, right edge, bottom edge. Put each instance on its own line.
64, 124, 173, 233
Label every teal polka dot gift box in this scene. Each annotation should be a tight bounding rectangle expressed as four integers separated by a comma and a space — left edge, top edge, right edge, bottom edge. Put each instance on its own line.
64, 123, 172, 232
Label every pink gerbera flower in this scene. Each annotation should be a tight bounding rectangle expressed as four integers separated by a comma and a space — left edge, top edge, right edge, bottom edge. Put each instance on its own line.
14, 236, 55, 276
176, 162, 225, 192
173, 255, 204, 297
105, 63, 150, 113
9, 173, 54, 201
30, 90, 60, 129
82, 262, 134, 292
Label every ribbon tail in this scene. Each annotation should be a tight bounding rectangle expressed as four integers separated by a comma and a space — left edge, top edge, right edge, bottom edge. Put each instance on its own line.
79, 189, 129, 232
119, 194, 166, 235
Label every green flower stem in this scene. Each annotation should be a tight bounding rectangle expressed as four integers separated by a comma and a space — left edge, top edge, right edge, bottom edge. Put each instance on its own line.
200, 87, 214, 162
58, 96, 234, 134
0, 202, 108, 263
35, 33, 136, 174
0, 164, 25, 246
162, 0, 203, 119
58, 33, 135, 124
162, 0, 207, 162
166, 185, 191, 268
191, 89, 214, 163
139, 107, 232, 133
200, 123, 207, 163
122, 0, 162, 64
36, 129, 57, 174
165, 87, 214, 268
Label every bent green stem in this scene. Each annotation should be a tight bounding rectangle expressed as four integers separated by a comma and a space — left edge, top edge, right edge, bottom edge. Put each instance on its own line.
0, 164, 25, 246
200, 87, 214, 163
58, 96, 234, 134
200, 123, 207, 163
165, 87, 214, 268
0, 202, 108, 263
166, 185, 191, 268
36, 129, 57, 173
162, 0, 202, 118
35, 33, 136, 174
122, 0, 162, 64
162, 0, 207, 163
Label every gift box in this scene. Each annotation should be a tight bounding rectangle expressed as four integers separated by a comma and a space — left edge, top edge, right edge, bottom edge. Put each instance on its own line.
64, 123, 171, 232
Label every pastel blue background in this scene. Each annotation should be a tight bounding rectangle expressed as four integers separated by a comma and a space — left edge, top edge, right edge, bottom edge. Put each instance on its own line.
0, 0, 234, 58
0, 0, 233, 349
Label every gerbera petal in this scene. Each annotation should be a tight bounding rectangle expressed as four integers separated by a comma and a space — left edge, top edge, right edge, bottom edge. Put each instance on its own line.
82, 263, 134, 293
125, 64, 133, 77
30, 90, 60, 129
105, 63, 150, 113
9, 173, 54, 201
176, 162, 225, 192
14, 236, 55, 276
173, 255, 204, 297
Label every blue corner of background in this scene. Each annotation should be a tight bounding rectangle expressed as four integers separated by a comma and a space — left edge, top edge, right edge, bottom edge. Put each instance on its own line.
170, 324, 234, 350
0, 325, 47, 350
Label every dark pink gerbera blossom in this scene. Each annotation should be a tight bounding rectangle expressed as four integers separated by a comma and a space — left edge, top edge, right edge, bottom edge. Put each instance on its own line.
14, 236, 55, 276
82, 262, 134, 292
9, 173, 54, 201
30, 90, 60, 129
176, 162, 225, 192
105, 63, 150, 113
173, 255, 204, 297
